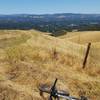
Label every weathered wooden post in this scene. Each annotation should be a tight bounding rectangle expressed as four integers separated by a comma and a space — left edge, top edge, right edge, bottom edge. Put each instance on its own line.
83, 43, 91, 69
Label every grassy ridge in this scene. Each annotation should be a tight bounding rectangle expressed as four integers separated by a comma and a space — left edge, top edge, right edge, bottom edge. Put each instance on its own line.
0, 34, 30, 49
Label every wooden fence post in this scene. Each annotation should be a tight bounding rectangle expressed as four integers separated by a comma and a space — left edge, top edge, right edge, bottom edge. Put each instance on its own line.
83, 43, 91, 69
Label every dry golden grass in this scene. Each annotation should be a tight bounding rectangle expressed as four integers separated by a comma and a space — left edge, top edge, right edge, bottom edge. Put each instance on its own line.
0, 30, 30, 49
0, 30, 100, 100
59, 31, 100, 44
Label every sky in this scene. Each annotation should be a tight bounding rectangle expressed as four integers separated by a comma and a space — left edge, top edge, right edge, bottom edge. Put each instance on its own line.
0, 0, 100, 14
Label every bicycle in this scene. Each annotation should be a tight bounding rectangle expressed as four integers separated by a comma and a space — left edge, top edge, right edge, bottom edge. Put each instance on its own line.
39, 78, 88, 100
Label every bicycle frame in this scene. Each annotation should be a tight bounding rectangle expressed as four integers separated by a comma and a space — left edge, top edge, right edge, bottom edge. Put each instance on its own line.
39, 78, 88, 100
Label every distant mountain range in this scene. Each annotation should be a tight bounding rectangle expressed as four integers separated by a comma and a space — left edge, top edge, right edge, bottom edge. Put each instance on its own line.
1, 13, 100, 21
0, 13, 100, 36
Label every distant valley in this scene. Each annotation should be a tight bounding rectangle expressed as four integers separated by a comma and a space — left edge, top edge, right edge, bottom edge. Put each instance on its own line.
0, 13, 100, 36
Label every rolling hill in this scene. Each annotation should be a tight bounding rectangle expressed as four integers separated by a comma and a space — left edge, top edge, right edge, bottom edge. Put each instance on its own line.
59, 31, 100, 44
0, 30, 100, 100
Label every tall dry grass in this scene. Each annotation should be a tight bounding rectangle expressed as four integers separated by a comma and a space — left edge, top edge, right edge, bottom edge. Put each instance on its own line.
0, 30, 100, 100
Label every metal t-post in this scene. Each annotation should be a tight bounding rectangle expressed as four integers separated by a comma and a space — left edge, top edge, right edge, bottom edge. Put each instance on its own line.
83, 43, 91, 69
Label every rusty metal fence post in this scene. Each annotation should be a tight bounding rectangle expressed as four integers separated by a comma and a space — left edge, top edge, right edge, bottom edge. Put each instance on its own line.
83, 43, 91, 69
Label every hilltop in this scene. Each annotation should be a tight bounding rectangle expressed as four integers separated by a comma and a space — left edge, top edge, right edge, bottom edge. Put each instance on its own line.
59, 31, 100, 44
0, 30, 100, 100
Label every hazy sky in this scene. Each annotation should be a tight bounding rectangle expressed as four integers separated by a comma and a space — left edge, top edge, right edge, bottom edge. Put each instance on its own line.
0, 0, 100, 14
